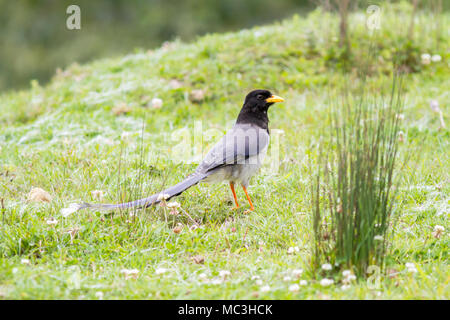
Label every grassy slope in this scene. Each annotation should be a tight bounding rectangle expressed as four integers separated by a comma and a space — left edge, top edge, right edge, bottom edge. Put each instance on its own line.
0, 6, 448, 299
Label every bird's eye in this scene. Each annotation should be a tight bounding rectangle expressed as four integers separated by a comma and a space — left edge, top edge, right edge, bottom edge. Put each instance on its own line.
257, 94, 264, 100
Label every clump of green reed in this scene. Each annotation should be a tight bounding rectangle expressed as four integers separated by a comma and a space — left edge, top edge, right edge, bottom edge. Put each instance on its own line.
311, 75, 404, 277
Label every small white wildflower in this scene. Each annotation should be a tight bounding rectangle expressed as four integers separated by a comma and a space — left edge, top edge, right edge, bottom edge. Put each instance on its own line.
321, 263, 332, 271
167, 201, 181, 208
91, 190, 104, 201
189, 89, 205, 102
211, 278, 223, 285
151, 98, 163, 109
155, 267, 168, 275
289, 284, 300, 292
320, 278, 334, 286
341, 284, 351, 290
121, 268, 139, 279
198, 273, 208, 280
256, 279, 263, 286
46, 217, 58, 226
157, 193, 170, 201
283, 276, 292, 282
251, 275, 260, 280
347, 275, 356, 281
430, 100, 440, 113
95, 291, 104, 300
432, 225, 445, 239
260, 285, 270, 292
299, 280, 308, 286
405, 262, 415, 269
421, 53, 431, 65
407, 267, 418, 273
219, 270, 231, 277
374, 235, 384, 241
342, 270, 352, 277
431, 54, 442, 62
169, 79, 182, 89
287, 246, 299, 254
292, 269, 304, 277
21, 259, 30, 265
253, 30, 263, 38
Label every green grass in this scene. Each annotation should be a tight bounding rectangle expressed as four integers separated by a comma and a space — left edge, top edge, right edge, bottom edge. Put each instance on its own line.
0, 4, 449, 299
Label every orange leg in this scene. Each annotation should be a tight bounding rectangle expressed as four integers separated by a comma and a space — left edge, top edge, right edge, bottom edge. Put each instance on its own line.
229, 182, 239, 209
242, 185, 255, 211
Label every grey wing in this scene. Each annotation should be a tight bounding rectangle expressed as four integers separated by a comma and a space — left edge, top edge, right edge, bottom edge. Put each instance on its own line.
195, 123, 269, 174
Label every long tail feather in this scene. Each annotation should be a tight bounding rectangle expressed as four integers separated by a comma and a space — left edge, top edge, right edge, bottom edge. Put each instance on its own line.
61, 173, 208, 217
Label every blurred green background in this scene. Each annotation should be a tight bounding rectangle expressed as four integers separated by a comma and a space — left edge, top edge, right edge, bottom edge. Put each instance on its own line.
0, 0, 447, 93
0, 0, 316, 93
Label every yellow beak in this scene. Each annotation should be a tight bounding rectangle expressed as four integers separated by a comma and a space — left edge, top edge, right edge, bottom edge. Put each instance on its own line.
266, 95, 284, 103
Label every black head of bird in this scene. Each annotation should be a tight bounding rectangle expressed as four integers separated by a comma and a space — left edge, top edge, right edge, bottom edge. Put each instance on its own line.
237, 89, 284, 130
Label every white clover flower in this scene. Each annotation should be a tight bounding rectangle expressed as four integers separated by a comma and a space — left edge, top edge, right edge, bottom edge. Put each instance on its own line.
198, 273, 208, 280
91, 190, 104, 201
320, 278, 334, 286
289, 284, 300, 292
374, 235, 384, 241
287, 246, 299, 254
157, 193, 170, 201
321, 263, 332, 271
421, 53, 431, 65
167, 201, 181, 208
211, 278, 223, 285
95, 291, 104, 300
190, 89, 205, 102
347, 275, 356, 281
155, 267, 168, 275
432, 225, 445, 239
292, 269, 304, 277
253, 30, 264, 38
407, 267, 418, 273
405, 262, 415, 269
260, 285, 271, 292
46, 217, 58, 226
431, 54, 442, 62
342, 270, 352, 277
219, 270, 231, 277
121, 268, 139, 279
299, 280, 308, 286
169, 79, 182, 89
151, 98, 163, 109
430, 100, 440, 113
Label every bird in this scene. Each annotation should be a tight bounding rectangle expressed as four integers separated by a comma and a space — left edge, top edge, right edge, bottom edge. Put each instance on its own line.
61, 89, 284, 217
